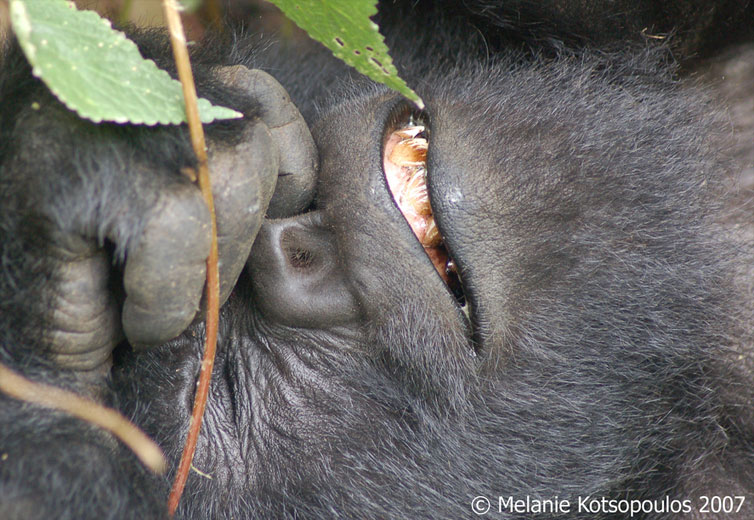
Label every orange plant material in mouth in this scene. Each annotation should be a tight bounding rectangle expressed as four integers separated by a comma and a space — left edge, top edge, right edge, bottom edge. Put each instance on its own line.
383, 123, 456, 283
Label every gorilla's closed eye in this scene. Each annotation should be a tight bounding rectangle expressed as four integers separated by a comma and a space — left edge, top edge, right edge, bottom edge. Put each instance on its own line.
382, 108, 466, 308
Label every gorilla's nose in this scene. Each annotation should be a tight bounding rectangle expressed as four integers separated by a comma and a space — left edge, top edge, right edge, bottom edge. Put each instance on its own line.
247, 212, 359, 328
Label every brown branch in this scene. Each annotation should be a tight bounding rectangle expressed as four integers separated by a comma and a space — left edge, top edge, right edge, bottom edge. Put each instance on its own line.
0, 361, 166, 474
162, 0, 220, 516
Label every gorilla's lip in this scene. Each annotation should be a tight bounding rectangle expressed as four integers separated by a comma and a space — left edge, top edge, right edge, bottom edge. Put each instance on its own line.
382, 105, 468, 313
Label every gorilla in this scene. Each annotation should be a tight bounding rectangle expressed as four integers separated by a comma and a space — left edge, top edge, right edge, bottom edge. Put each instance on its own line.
1, 1, 753, 518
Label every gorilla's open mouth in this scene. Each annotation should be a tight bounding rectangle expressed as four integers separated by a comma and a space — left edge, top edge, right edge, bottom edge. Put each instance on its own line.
383, 112, 467, 309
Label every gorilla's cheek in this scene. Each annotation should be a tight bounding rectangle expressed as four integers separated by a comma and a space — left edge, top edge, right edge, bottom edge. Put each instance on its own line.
424, 101, 516, 348
424, 94, 580, 353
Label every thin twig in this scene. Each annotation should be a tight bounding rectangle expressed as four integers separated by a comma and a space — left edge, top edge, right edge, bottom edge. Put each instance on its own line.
162, 0, 221, 516
0, 361, 166, 474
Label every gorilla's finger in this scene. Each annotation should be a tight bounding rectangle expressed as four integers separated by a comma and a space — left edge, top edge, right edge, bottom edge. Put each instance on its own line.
122, 184, 211, 350
266, 118, 318, 218
209, 120, 279, 305
47, 234, 121, 373
218, 66, 318, 218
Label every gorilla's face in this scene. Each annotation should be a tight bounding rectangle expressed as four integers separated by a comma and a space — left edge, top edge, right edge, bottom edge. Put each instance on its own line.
143, 89, 481, 492
2, 1, 752, 516
114, 82, 482, 504
115, 52, 733, 517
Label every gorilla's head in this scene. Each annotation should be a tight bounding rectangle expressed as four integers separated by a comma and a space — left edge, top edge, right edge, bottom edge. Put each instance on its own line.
113, 45, 745, 518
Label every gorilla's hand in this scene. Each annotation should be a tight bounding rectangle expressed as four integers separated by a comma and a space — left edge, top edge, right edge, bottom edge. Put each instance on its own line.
121, 66, 317, 350
3, 66, 316, 373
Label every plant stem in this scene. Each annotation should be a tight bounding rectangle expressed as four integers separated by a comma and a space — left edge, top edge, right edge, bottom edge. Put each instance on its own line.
0, 362, 166, 474
162, 0, 220, 516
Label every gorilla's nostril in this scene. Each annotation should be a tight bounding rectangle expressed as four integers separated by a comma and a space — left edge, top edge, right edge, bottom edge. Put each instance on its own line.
280, 225, 319, 270
286, 246, 315, 269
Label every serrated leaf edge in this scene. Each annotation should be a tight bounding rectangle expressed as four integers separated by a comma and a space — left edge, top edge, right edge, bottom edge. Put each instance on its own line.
10, 0, 243, 126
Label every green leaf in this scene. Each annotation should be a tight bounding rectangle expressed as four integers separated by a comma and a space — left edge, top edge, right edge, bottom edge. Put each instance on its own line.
266, 0, 424, 109
9, 0, 242, 125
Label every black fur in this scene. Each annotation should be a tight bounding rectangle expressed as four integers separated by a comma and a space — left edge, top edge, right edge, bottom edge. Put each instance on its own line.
1, 1, 753, 518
